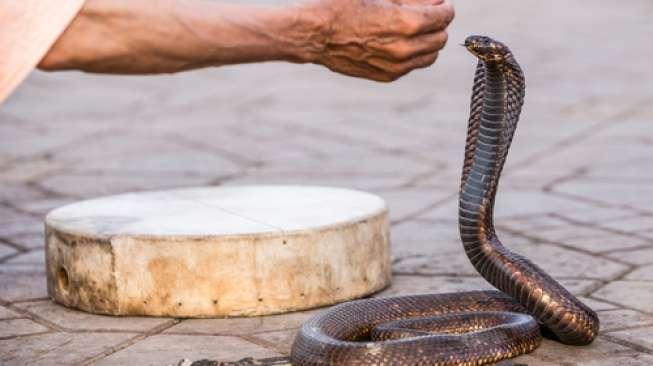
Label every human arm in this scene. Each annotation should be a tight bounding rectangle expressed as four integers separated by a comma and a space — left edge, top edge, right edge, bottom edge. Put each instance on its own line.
38, 0, 454, 81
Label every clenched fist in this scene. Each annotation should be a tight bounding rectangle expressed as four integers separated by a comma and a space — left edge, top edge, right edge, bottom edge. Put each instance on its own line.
297, 0, 455, 81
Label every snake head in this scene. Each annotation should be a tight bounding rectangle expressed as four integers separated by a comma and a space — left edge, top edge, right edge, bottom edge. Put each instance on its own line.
464, 35, 511, 62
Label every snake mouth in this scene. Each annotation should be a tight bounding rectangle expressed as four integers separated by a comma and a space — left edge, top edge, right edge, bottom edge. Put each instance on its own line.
462, 43, 481, 58
464, 46, 480, 58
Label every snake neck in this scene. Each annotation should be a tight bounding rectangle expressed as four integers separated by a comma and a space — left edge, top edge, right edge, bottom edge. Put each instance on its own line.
459, 62, 506, 252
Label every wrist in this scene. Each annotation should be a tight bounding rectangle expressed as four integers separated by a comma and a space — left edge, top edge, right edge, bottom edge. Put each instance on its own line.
190, 2, 329, 66
277, 2, 331, 64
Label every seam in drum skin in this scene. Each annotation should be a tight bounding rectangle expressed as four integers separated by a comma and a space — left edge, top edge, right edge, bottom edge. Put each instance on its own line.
289, 35, 600, 366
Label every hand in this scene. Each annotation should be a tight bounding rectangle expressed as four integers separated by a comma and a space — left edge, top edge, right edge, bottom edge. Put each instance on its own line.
299, 0, 454, 82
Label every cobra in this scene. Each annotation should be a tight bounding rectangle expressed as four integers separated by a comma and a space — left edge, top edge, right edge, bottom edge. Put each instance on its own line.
289, 35, 599, 366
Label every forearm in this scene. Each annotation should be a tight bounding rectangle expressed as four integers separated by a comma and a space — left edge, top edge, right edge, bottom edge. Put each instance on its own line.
38, 0, 323, 73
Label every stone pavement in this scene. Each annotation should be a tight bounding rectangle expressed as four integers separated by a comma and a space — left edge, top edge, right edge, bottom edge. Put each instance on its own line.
1, 0, 652, 365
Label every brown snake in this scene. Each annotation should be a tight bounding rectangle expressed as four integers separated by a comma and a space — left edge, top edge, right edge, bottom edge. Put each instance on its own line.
289, 36, 600, 365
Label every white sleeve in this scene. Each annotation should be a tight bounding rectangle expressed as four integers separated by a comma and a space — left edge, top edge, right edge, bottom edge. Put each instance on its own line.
0, 0, 85, 103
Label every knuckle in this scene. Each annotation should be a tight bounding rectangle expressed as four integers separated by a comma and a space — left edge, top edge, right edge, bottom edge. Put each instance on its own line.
385, 73, 401, 82
390, 43, 415, 60
444, 3, 456, 23
385, 64, 401, 74
439, 31, 449, 47
375, 73, 396, 83
368, 59, 396, 74
398, 62, 414, 74
423, 52, 439, 65
398, 13, 423, 34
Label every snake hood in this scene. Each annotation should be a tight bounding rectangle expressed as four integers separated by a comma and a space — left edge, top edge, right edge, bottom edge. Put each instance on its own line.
464, 35, 512, 63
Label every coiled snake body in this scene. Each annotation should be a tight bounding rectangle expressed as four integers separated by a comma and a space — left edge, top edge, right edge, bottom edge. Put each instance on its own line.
290, 36, 599, 366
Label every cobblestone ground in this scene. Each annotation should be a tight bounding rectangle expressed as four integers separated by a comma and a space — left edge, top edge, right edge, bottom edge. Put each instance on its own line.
2, 0, 653, 365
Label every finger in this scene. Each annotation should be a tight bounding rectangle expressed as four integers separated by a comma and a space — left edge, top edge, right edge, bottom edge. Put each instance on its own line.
398, 2, 455, 35
372, 30, 448, 61
321, 55, 395, 82
366, 51, 439, 80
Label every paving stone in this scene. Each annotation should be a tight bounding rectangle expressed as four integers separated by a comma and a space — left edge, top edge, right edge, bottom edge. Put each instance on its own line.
0, 318, 49, 338
500, 215, 569, 232
164, 310, 317, 336
0, 270, 47, 302
379, 275, 493, 297
419, 191, 598, 221
518, 225, 650, 253
259, 151, 433, 176
170, 118, 316, 166
5, 250, 44, 265
391, 239, 624, 283
555, 279, 603, 297
512, 337, 653, 366
376, 275, 596, 298
6, 71, 173, 125
390, 218, 463, 258
225, 172, 410, 192
393, 252, 477, 277
248, 329, 298, 356
0, 241, 18, 260
507, 240, 628, 281
0, 122, 36, 148
0, 215, 43, 237
595, 215, 653, 234
598, 309, 653, 332
2, 232, 44, 250
70, 145, 243, 178
577, 296, 619, 312
0, 125, 93, 162
554, 209, 637, 226
495, 191, 604, 218
0, 158, 66, 184
17, 301, 174, 333
290, 124, 417, 160
609, 326, 653, 351
95, 335, 281, 366
625, 265, 653, 281
605, 247, 653, 266
0, 305, 21, 319
301, 115, 439, 152
593, 281, 653, 313
553, 180, 653, 216
528, 146, 651, 192
1, 248, 45, 273
0, 207, 43, 238
0, 332, 133, 366
375, 188, 453, 223
0, 206, 32, 223
562, 233, 650, 254
10, 196, 76, 217
38, 173, 215, 198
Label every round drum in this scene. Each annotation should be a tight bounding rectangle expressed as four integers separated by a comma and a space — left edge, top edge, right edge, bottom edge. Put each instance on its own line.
45, 185, 391, 317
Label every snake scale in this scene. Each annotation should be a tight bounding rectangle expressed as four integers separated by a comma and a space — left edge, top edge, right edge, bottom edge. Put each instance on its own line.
289, 36, 600, 366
